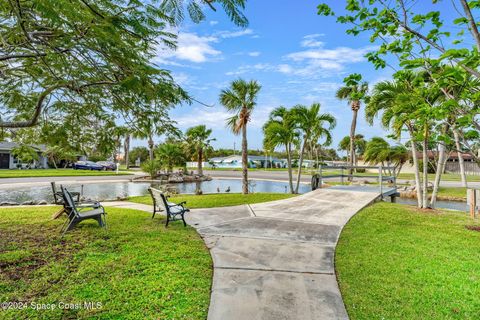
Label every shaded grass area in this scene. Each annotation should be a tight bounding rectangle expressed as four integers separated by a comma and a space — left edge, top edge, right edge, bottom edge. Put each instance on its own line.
0, 206, 211, 319
0, 169, 132, 178
129, 192, 297, 208
336, 202, 480, 319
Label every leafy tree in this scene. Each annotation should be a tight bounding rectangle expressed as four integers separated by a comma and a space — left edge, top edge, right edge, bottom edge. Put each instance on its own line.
11, 145, 38, 168
129, 147, 149, 166
335, 74, 368, 176
291, 103, 336, 193
185, 125, 215, 176
155, 143, 185, 173
263, 107, 300, 193
0, 0, 190, 129
220, 79, 262, 194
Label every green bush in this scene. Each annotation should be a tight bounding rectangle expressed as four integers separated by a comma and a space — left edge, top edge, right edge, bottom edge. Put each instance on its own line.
141, 160, 162, 178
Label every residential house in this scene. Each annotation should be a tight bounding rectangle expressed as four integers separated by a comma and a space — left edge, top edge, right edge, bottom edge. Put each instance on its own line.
0, 142, 48, 169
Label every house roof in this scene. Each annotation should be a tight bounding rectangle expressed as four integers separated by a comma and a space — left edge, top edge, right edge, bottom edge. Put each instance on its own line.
413, 150, 474, 160
0, 141, 47, 153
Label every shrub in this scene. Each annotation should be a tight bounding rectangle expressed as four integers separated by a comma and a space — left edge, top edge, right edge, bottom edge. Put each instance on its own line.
141, 160, 162, 178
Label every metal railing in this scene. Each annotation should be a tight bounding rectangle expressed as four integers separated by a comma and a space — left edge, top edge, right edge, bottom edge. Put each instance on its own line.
313, 165, 397, 196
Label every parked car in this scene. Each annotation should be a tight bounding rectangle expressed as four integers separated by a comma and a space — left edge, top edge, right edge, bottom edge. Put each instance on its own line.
96, 161, 116, 171
73, 161, 104, 171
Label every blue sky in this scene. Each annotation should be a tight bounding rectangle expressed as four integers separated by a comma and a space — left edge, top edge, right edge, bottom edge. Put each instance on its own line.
134, 1, 458, 151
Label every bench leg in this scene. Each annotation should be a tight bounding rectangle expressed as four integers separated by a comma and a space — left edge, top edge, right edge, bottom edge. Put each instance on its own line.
181, 212, 186, 227
165, 214, 170, 227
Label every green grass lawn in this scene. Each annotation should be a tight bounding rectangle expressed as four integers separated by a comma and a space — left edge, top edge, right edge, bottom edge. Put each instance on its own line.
0, 206, 212, 319
129, 192, 297, 209
336, 202, 480, 319
0, 169, 133, 178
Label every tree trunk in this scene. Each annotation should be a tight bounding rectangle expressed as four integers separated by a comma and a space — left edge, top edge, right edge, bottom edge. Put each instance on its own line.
408, 126, 423, 208
430, 141, 447, 208
241, 122, 248, 194
286, 143, 295, 194
294, 139, 307, 193
197, 147, 203, 176
422, 126, 429, 209
349, 107, 358, 180
124, 134, 130, 169
453, 128, 468, 187
148, 134, 154, 162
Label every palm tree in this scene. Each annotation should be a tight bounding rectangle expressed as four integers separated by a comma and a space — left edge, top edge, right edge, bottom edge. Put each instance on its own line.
291, 103, 336, 193
220, 79, 261, 194
338, 134, 366, 165
263, 107, 299, 193
336, 76, 368, 176
156, 143, 185, 173
366, 71, 429, 208
185, 125, 215, 176
363, 137, 409, 178
161, 0, 248, 27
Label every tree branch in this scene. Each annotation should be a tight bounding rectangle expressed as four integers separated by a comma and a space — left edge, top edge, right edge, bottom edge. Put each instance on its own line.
0, 81, 119, 128
459, 0, 480, 52
0, 52, 46, 61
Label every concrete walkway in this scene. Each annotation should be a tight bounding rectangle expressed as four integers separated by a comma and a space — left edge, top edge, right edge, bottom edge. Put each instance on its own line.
104, 188, 379, 320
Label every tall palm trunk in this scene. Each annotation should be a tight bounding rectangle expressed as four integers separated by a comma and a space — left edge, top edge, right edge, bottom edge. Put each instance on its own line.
241, 120, 248, 194
124, 134, 130, 169
295, 139, 307, 193
408, 125, 423, 208
349, 104, 358, 180
453, 128, 468, 187
197, 147, 203, 176
422, 126, 429, 209
286, 143, 294, 194
148, 134, 154, 162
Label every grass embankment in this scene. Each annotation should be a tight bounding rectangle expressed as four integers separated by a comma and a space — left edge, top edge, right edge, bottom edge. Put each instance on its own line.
399, 186, 468, 201
0, 169, 133, 178
336, 202, 480, 319
129, 192, 297, 209
0, 206, 211, 319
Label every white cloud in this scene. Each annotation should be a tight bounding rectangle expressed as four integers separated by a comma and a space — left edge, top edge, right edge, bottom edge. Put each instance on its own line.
209, 20, 219, 26
175, 108, 231, 128
217, 28, 254, 39
248, 51, 261, 57
156, 32, 221, 63
225, 63, 274, 76
155, 28, 256, 64
300, 34, 325, 48
280, 45, 377, 77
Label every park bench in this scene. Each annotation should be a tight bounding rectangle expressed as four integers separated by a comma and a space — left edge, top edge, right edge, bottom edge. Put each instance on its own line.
51, 181, 80, 219
60, 185, 107, 236
148, 187, 189, 227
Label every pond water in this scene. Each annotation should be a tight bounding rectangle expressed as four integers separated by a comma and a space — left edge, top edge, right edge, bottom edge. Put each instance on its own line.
0, 179, 311, 203
0, 179, 467, 212
386, 197, 467, 212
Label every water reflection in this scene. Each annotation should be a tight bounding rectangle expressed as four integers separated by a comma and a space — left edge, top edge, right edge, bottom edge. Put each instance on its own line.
0, 179, 311, 203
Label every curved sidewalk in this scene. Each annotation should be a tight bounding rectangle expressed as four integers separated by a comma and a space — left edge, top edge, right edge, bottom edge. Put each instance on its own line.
185, 188, 379, 320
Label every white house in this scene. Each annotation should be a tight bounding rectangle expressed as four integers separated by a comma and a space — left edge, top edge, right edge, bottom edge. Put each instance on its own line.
187, 155, 287, 169
0, 142, 49, 169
